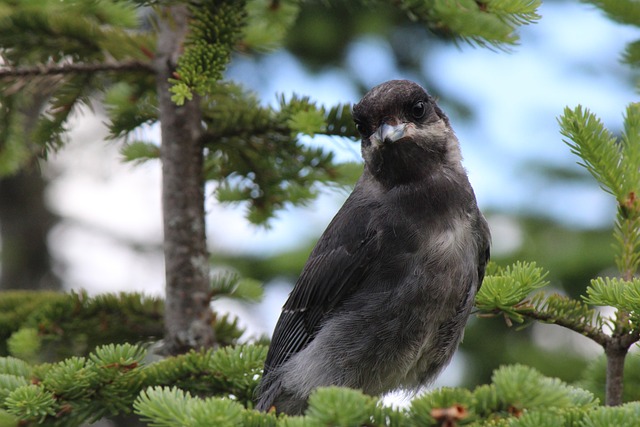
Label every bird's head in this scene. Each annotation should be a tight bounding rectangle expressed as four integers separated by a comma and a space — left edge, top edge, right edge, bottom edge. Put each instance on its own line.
352, 80, 462, 186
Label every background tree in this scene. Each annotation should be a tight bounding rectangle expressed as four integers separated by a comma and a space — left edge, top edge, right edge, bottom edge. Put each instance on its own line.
0, 170, 59, 291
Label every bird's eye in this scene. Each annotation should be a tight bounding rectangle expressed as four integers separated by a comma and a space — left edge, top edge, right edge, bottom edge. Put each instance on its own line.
411, 101, 426, 119
354, 121, 366, 135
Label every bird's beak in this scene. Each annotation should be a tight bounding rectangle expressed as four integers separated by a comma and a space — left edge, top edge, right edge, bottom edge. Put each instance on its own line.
371, 122, 407, 146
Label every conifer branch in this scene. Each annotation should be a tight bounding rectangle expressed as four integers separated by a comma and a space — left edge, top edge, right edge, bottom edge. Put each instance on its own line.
520, 308, 610, 347
619, 328, 640, 349
0, 60, 154, 79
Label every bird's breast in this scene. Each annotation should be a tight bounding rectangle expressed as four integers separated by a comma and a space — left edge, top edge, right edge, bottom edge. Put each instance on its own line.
422, 213, 475, 265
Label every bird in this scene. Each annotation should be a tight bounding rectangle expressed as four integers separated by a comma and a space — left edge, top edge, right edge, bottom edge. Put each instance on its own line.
255, 79, 491, 415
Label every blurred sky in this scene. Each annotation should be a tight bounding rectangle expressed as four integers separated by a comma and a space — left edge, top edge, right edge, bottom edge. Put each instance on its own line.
44, 1, 638, 373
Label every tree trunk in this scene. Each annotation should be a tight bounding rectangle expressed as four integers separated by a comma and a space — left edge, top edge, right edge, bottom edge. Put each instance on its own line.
0, 87, 61, 291
154, 5, 215, 355
0, 170, 60, 290
604, 341, 627, 406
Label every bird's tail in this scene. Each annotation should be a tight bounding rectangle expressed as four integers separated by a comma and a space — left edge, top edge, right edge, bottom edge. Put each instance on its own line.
254, 370, 281, 412
255, 371, 308, 415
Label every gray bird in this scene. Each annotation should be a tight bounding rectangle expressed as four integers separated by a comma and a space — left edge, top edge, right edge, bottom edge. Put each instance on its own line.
255, 79, 490, 415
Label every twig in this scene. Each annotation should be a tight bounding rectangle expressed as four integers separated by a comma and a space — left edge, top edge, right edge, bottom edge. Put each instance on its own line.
521, 309, 610, 347
0, 60, 154, 78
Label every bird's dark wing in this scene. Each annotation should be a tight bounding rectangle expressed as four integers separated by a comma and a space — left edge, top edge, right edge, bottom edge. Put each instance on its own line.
262, 187, 380, 375
476, 215, 492, 290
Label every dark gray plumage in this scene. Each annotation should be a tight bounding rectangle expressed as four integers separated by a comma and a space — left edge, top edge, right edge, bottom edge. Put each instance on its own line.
255, 80, 490, 415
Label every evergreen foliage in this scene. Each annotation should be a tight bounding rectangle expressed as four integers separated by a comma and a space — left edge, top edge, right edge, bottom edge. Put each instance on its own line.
0, 285, 638, 426
473, 92, 640, 406
0, 346, 613, 426
396, 0, 540, 48
623, 40, 640, 68
475, 262, 549, 324
243, 0, 300, 52
0, 289, 247, 363
168, 0, 247, 105
0, 0, 154, 173
584, 277, 640, 313
0, 291, 164, 362
560, 105, 640, 281
104, 79, 158, 141
0, 343, 266, 427
581, 402, 640, 427
0, 292, 65, 355
200, 84, 359, 223
582, 0, 640, 27
142, 345, 267, 404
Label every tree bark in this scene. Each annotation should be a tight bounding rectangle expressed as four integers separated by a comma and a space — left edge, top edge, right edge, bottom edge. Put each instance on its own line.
154, 5, 214, 355
604, 340, 627, 406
